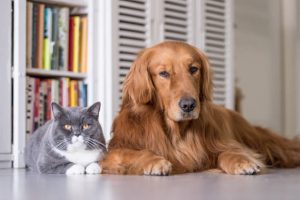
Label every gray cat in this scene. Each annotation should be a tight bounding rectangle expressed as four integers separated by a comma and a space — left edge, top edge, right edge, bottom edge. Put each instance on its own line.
25, 102, 106, 175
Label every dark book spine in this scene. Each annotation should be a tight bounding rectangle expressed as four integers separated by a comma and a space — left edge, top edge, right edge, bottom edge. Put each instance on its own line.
31, 4, 38, 68
68, 17, 74, 71
83, 83, 87, 107
51, 8, 59, 70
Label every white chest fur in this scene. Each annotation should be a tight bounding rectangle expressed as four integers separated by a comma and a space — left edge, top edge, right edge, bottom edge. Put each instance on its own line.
54, 146, 101, 167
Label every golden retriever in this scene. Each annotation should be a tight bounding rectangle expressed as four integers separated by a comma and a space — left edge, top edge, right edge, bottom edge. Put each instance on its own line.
101, 41, 300, 175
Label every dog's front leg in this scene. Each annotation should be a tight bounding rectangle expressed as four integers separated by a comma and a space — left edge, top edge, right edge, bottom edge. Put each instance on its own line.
217, 143, 265, 175
101, 148, 172, 175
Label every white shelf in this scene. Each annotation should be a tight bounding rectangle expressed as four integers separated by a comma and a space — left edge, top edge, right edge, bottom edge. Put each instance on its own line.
26, 68, 87, 79
30, 0, 87, 7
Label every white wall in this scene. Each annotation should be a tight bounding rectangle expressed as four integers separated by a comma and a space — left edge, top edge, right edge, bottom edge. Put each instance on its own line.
235, 0, 283, 133
297, 1, 300, 136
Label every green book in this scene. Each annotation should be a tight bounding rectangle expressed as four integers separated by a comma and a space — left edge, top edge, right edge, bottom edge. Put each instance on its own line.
43, 7, 52, 70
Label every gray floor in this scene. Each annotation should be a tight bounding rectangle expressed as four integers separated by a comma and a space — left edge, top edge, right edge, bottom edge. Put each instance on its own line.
1, 168, 300, 200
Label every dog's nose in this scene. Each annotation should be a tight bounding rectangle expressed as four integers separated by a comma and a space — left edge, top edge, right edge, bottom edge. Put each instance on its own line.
179, 98, 196, 112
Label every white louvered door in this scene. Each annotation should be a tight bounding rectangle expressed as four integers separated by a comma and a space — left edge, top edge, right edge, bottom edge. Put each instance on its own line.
162, 0, 192, 43
115, 0, 151, 108
202, 0, 234, 108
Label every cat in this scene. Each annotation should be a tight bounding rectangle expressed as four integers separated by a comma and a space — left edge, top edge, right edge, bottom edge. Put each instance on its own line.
25, 102, 107, 175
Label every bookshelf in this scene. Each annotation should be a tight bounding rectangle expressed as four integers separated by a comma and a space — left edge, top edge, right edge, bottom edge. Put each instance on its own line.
26, 68, 87, 79
13, 0, 96, 168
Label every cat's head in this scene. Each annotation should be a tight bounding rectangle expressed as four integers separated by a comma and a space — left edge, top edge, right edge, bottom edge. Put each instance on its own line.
50, 102, 106, 152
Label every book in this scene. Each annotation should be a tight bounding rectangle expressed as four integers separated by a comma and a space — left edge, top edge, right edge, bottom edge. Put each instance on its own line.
43, 7, 52, 70
26, 2, 33, 69
51, 7, 59, 70
72, 16, 80, 72
46, 79, 52, 121
26, 77, 34, 134
80, 16, 88, 73
70, 80, 77, 106
36, 4, 45, 69
31, 3, 38, 68
58, 8, 69, 71
33, 79, 40, 130
68, 17, 74, 71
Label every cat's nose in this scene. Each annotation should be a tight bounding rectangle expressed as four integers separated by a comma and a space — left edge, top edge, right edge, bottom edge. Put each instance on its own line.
74, 131, 80, 136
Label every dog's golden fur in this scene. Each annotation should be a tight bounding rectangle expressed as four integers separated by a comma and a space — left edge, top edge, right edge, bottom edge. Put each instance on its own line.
101, 41, 300, 175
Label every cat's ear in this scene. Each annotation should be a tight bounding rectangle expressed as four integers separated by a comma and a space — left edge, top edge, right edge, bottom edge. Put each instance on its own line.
51, 102, 65, 120
87, 102, 101, 119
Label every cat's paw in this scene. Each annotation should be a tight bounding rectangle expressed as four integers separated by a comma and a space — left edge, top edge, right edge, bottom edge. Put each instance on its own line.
66, 164, 85, 175
85, 163, 102, 174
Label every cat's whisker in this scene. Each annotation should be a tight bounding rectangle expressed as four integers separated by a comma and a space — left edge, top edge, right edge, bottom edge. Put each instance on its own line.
85, 140, 99, 150
86, 138, 106, 148
85, 138, 102, 148
53, 139, 68, 151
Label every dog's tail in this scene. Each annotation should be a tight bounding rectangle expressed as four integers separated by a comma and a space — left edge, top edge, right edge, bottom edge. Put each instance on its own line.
249, 126, 300, 168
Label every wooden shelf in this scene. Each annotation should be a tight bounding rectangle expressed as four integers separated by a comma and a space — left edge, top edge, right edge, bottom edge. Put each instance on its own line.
26, 68, 87, 79
30, 0, 87, 7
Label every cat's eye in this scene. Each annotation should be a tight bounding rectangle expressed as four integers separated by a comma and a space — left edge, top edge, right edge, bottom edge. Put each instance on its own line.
82, 123, 89, 130
64, 124, 72, 130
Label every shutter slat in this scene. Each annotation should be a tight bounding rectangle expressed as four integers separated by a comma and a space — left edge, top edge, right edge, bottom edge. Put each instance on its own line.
119, 38, 146, 47
119, 53, 137, 61
206, 1, 225, 8
165, 0, 188, 7
165, 17, 188, 26
164, 3, 187, 12
206, 12, 225, 21
119, 46, 142, 54
119, 1, 145, 10
206, 46, 225, 54
119, 15, 146, 24
165, 32, 187, 40
165, 10, 187, 19
205, 26, 225, 33
205, 5, 225, 14
119, 23, 146, 32
120, 30, 147, 40
119, 61, 133, 68
119, 8, 146, 18
206, 19, 225, 28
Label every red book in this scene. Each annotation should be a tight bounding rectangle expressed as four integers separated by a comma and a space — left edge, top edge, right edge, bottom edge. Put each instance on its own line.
68, 17, 74, 71
46, 79, 52, 120
33, 79, 40, 130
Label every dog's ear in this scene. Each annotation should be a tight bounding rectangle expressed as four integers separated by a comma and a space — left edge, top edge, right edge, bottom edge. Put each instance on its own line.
123, 49, 154, 105
196, 49, 213, 102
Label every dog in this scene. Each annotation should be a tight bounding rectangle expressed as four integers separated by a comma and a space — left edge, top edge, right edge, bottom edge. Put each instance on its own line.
101, 41, 300, 175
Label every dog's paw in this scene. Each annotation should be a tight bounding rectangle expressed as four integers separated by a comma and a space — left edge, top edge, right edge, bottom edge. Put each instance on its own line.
86, 163, 102, 174
66, 164, 85, 175
232, 160, 263, 175
143, 158, 172, 176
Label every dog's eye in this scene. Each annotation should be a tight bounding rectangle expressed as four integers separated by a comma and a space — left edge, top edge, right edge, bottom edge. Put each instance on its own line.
189, 66, 199, 74
159, 71, 170, 78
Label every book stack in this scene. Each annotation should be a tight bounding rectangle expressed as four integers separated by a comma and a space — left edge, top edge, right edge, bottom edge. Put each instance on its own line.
26, 2, 88, 72
26, 77, 88, 133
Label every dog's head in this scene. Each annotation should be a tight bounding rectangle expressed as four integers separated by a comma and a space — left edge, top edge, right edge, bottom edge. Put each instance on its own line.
123, 41, 212, 121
